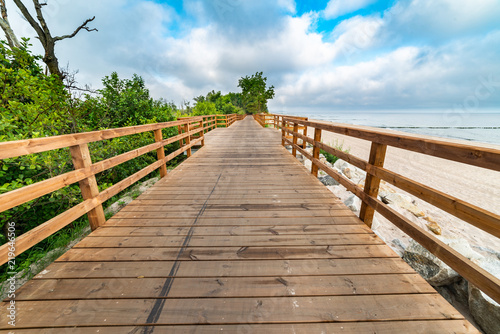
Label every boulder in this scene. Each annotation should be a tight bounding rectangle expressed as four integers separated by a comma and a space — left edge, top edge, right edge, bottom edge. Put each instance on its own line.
343, 167, 353, 179
403, 240, 469, 286
403, 239, 485, 287
381, 193, 425, 217
334, 159, 349, 171
318, 175, 339, 186
468, 257, 500, 334
344, 195, 361, 212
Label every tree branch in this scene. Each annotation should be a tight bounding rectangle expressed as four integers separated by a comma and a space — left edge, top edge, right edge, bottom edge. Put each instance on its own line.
54, 16, 97, 42
12, 0, 47, 46
32, 0, 51, 37
0, 0, 21, 48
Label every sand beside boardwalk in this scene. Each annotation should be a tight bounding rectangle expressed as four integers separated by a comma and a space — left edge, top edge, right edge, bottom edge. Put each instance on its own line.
303, 121, 500, 254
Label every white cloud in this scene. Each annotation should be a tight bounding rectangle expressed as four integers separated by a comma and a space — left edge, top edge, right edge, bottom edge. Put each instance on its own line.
271, 30, 500, 112
324, 0, 376, 20
2, 0, 499, 111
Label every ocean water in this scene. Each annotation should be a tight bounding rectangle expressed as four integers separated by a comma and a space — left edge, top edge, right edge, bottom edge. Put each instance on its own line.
276, 111, 500, 146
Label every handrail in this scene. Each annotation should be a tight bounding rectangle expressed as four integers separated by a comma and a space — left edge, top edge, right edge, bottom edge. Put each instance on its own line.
263, 114, 500, 304
0, 114, 244, 265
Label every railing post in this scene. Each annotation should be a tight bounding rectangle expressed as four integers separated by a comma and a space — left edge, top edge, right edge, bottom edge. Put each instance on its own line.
302, 125, 308, 149
311, 128, 322, 177
359, 142, 387, 228
200, 119, 205, 147
69, 144, 106, 231
292, 122, 298, 157
186, 122, 192, 157
153, 129, 167, 178
281, 120, 286, 146
177, 124, 184, 148
225, 115, 228, 127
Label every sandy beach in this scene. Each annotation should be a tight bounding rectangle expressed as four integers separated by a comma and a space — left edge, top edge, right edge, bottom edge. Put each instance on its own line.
304, 121, 500, 254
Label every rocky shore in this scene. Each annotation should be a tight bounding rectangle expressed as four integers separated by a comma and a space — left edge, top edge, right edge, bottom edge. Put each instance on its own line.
296, 146, 499, 334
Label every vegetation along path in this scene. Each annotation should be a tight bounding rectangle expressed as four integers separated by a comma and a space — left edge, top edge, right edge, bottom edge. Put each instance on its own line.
0, 117, 478, 332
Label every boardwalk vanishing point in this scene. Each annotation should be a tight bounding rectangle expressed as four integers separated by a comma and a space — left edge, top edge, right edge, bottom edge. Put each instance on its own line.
1, 116, 483, 333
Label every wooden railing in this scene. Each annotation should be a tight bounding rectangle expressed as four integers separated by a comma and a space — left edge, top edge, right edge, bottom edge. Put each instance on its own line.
0, 114, 243, 265
256, 113, 500, 304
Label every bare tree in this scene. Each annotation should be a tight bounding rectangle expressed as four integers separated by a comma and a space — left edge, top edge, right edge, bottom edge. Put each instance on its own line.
0, 0, 21, 49
11, 0, 97, 79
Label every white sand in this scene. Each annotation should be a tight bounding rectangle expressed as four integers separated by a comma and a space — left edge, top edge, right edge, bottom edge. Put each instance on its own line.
304, 121, 500, 255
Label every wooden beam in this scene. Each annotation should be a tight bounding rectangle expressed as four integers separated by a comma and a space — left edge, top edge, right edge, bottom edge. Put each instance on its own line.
359, 142, 387, 227
186, 123, 192, 158
153, 129, 167, 178
292, 122, 299, 157
281, 117, 500, 172
69, 144, 106, 231
311, 128, 322, 177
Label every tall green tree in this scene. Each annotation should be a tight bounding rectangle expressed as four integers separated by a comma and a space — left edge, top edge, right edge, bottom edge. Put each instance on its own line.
237, 71, 275, 114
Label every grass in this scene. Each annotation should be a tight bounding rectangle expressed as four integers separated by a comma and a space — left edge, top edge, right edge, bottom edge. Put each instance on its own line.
320, 139, 350, 165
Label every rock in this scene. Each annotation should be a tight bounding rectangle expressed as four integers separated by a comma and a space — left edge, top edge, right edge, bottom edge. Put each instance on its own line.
425, 217, 442, 235
381, 193, 425, 217
403, 240, 459, 286
304, 159, 312, 170
343, 167, 353, 179
403, 239, 484, 287
344, 195, 360, 212
469, 258, 500, 334
318, 175, 339, 186
334, 159, 349, 171
390, 238, 407, 254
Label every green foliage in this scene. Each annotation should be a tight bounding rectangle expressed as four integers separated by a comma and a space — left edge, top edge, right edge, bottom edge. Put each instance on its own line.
0, 41, 181, 281
191, 90, 244, 116
192, 100, 217, 116
238, 71, 275, 114
78, 72, 177, 129
320, 140, 350, 165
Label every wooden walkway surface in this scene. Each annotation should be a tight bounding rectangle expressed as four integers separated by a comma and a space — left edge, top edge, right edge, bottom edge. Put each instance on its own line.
3, 117, 477, 333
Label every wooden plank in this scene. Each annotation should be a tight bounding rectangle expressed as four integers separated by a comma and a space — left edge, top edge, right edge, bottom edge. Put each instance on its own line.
74, 234, 383, 248
104, 216, 364, 227
33, 258, 416, 279
7, 321, 479, 333
6, 320, 480, 334
0, 198, 99, 266
111, 209, 357, 219
0, 118, 203, 159
90, 224, 372, 237
119, 203, 346, 212
58, 245, 397, 262
14, 274, 433, 300
1, 294, 462, 329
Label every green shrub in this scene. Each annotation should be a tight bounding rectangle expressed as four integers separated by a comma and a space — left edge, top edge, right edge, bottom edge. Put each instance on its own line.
320, 140, 350, 165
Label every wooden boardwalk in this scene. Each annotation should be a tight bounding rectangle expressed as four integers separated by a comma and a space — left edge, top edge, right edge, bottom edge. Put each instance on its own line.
4, 117, 477, 333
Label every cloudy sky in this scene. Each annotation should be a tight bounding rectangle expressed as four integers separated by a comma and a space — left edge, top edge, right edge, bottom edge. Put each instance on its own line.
5, 0, 500, 113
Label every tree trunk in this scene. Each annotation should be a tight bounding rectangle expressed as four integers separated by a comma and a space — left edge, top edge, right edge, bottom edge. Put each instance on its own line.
0, 0, 20, 49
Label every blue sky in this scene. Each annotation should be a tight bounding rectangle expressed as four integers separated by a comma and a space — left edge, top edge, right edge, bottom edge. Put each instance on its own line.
4, 0, 500, 113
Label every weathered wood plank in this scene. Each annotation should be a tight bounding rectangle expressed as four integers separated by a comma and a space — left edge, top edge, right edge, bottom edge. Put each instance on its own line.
15, 274, 433, 300
7, 321, 479, 334
33, 258, 416, 279
1, 295, 462, 329
75, 234, 383, 248
57, 245, 398, 262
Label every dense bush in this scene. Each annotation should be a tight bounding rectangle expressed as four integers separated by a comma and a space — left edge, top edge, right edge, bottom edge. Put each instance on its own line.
0, 41, 180, 280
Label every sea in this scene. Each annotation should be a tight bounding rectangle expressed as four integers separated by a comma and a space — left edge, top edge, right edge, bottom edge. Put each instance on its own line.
274, 111, 500, 146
